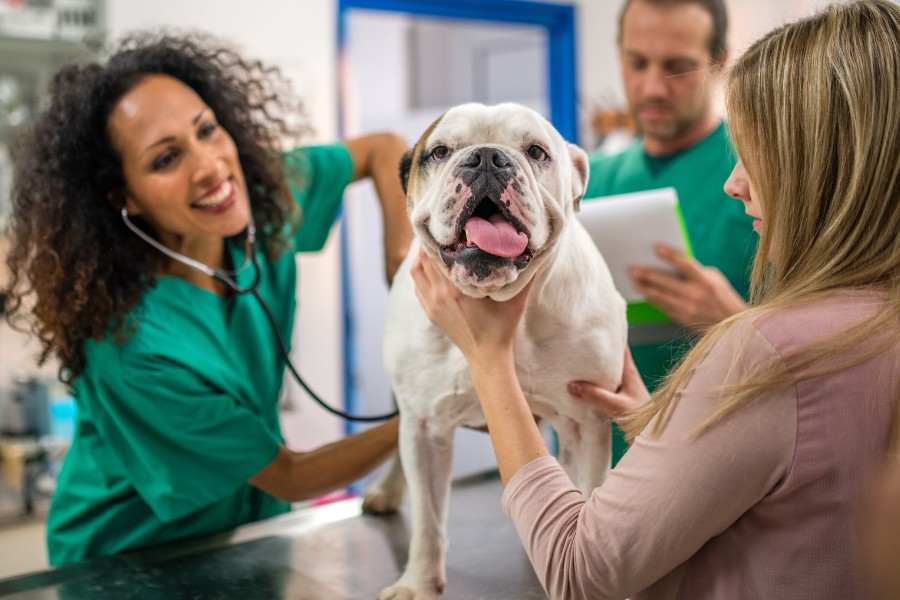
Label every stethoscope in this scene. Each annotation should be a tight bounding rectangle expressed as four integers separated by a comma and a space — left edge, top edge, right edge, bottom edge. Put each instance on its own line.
122, 208, 398, 423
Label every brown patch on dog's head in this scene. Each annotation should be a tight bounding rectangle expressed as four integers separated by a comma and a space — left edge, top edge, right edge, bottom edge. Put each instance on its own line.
400, 112, 445, 207
399, 149, 414, 195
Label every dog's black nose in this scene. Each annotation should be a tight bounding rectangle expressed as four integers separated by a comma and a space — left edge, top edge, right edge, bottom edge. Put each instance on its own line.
464, 147, 513, 170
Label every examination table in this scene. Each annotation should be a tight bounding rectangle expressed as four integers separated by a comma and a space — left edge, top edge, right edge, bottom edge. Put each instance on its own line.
0, 471, 547, 599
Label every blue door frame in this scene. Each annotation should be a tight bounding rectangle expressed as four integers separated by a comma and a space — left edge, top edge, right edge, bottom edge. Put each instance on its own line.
337, 0, 579, 141
337, 0, 579, 430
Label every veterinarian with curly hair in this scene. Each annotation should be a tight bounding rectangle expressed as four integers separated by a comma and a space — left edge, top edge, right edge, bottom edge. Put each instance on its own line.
3, 32, 408, 566
411, 1, 900, 597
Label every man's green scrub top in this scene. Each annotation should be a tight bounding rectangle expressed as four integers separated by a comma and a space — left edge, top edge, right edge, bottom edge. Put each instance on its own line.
47, 145, 353, 566
585, 123, 756, 463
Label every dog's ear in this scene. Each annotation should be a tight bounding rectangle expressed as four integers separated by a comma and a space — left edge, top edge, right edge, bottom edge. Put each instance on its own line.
568, 143, 589, 213
398, 148, 414, 196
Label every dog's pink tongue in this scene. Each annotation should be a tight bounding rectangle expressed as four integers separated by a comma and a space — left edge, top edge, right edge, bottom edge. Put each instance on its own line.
464, 215, 528, 258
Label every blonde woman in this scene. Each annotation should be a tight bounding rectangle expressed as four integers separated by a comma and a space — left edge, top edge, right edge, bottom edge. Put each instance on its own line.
410, 0, 900, 598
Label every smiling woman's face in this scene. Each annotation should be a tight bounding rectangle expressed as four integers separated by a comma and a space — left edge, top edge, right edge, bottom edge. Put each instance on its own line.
108, 74, 250, 256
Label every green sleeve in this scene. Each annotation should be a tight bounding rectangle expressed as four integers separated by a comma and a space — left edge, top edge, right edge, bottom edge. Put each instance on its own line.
84, 347, 282, 523
282, 143, 354, 252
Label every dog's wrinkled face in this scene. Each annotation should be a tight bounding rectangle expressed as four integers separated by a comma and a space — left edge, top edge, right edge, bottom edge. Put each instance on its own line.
401, 103, 589, 300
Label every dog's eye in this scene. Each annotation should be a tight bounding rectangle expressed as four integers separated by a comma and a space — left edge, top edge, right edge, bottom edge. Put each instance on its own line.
430, 145, 450, 161
527, 145, 549, 162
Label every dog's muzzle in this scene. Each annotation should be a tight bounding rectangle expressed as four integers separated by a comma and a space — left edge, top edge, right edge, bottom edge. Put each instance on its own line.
438, 147, 534, 278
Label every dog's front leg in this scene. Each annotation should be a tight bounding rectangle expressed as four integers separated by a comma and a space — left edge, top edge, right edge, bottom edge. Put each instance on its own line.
379, 414, 455, 600
553, 414, 612, 497
362, 454, 406, 515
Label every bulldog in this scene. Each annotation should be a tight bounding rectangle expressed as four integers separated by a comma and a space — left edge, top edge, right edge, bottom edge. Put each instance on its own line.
363, 102, 627, 600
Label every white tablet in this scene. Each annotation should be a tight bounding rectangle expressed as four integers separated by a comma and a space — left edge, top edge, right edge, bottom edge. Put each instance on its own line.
576, 187, 692, 306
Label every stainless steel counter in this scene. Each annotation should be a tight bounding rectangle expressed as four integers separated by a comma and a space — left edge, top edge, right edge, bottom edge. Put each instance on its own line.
0, 471, 547, 599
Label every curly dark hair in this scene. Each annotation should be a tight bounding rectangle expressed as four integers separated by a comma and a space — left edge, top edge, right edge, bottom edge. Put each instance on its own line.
4, 31, 310, 382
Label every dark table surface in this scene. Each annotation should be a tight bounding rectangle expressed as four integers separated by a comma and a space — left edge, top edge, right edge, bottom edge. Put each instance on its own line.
0, 471, 547, 600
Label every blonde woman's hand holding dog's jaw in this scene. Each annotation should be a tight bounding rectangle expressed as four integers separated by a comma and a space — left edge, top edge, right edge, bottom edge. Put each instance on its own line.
411, 250, 533, 366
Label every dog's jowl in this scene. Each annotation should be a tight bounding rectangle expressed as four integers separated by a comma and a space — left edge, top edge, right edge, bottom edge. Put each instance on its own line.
363, 103, 628, 600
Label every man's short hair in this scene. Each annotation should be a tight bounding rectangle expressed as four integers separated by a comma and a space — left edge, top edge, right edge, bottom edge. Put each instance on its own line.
617, 0, 729, 63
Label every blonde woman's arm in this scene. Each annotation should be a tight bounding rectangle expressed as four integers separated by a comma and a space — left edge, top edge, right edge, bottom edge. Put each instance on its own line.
409, 251, 548, 482
501, 321, 796, 599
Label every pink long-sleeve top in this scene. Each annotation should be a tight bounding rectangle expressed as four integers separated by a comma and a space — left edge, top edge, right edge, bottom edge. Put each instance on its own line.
503, 290, 898, 600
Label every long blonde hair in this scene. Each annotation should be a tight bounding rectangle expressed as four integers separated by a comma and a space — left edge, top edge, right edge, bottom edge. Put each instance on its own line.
621, 0, 900, 447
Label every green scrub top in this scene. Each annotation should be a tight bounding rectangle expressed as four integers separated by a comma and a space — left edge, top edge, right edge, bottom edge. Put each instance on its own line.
584, 122, 756, 464
46, 144, 354, 566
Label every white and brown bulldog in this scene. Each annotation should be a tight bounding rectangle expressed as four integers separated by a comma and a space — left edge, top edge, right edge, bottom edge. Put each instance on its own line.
364, 102, 627, 600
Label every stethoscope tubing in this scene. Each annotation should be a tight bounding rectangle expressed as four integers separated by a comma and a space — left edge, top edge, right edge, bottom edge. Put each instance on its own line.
121, 209, 398, 422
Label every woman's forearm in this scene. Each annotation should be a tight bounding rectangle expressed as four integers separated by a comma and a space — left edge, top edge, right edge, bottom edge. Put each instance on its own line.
251, 416, 400, 501
470, 354, 550, 484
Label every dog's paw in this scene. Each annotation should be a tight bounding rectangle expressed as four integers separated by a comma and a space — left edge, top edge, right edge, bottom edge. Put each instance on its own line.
377, 580, 444, 600
361, 485, 404, 515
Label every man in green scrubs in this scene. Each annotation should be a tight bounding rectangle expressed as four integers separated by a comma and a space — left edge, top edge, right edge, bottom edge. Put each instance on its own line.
582, 0, 756, 464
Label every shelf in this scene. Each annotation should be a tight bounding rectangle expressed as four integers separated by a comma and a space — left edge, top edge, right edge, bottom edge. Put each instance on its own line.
0, 2, 104, 73
0, 34, 100, 72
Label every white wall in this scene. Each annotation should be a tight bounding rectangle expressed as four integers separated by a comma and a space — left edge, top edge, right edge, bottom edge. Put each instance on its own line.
108, 1, 340, 140
571, 0, 629, 147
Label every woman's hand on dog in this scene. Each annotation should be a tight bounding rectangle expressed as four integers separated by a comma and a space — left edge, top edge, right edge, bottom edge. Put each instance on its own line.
629, 244, 748, 332
411, 250, 533, 366
567, 347, 650, 422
